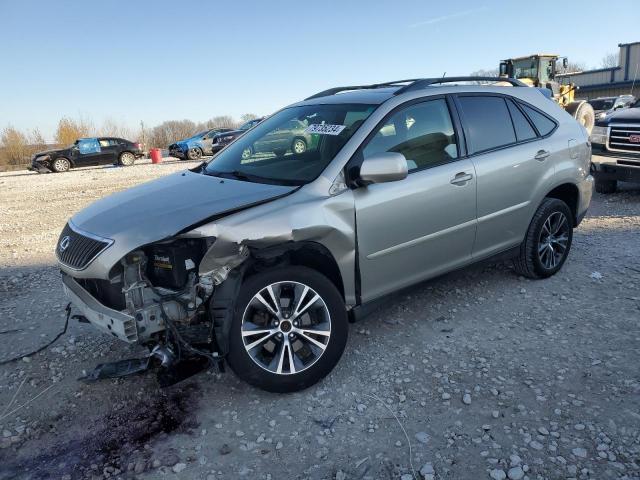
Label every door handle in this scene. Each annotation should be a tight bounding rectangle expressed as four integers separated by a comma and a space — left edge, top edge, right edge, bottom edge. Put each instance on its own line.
450, 172, 473, 185
534, 150, 550, 161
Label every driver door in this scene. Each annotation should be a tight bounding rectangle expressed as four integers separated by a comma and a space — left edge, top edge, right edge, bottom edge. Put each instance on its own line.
76, 138, 105, 166
353, 98, 477, 302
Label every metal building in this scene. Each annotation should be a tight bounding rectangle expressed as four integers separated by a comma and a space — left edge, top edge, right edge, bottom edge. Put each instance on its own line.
558, 42, 640, 100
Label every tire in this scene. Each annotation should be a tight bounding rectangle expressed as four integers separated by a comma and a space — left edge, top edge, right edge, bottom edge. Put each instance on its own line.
186, 147, 203, 161
574, 102, 595, 135
52, 157, 71, 173
594, 176, 617, 194
227, 266, 348, 393
292, 138, 307, 154
119, 152, 135, 166
513, 198, 573, 279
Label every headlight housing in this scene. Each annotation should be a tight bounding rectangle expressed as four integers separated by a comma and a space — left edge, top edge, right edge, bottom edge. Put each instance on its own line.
590, 126, 608, 145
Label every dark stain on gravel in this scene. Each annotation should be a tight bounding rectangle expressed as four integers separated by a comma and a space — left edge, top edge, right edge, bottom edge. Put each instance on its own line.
0, 383, 200, 480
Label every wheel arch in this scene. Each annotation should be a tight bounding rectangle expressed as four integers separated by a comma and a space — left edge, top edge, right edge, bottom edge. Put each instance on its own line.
209, 240, 346, 357
247, 241, 345, 300
544, 182, 579, 226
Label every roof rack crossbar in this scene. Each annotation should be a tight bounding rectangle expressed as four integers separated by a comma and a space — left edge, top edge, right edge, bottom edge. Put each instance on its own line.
394, 76, 527, 95
304, 79, 423, 100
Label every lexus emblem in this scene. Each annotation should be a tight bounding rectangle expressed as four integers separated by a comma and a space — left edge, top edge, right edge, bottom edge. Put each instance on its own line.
59, 236, 71, 253
629, 134, 640, 144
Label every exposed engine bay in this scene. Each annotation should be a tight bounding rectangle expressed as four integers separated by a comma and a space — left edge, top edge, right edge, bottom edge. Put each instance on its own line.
67, 238, 248, 384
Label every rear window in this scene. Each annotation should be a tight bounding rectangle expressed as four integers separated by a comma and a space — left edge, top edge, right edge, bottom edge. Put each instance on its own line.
520, 104, 556, 136
457, 96, 516, 154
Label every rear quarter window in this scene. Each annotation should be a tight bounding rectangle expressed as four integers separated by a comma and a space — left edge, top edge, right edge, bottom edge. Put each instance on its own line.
506, 99, 537, 142
519, 104, 557, 136
457, 96, 516, 154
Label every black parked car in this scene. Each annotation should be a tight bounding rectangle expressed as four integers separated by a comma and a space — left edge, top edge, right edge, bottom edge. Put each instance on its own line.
29, 137, 145, 173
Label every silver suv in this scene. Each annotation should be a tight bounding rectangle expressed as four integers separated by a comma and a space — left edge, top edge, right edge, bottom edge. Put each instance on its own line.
57, 77, 593, 392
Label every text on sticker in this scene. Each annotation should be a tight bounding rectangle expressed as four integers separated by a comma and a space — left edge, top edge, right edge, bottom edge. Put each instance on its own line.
304, 124, 347, 135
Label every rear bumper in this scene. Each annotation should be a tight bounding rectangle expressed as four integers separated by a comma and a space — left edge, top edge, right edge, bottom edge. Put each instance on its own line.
62, 273, 139, 343
576, 174, 594, 226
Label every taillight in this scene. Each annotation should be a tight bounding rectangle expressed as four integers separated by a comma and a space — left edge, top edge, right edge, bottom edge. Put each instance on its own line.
134, 142, 142, 150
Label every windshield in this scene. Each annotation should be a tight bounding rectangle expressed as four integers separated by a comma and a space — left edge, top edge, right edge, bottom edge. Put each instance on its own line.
511, 58, 538, 79
589, 99, 615, 110
203, 103, 376, 185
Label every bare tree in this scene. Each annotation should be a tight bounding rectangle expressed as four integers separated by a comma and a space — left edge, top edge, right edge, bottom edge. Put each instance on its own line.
240, 113, 259, 123
600, 52, 618, 69
101, 118, 132, 139
29, 128, 48, 151
55, 116, 94, 145
469, 68, 500, 77
557, 61, 586, 75
1, 126, 30, 166
205, 115, 238, 129
147, 119, 198, 148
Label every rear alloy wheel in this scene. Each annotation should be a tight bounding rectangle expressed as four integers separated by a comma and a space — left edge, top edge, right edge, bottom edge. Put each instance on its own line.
292, 138, 307, 154
227, 266, 347, 392
513, 198, 573, 279
119, 152, 135, 166
187, 147, 203, 161
52, 157, 71, 173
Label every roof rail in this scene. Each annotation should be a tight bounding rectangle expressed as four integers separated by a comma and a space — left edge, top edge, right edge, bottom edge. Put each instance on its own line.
304, 79, 421, 100
394, 76, 527, 95
304, 77, 528, 101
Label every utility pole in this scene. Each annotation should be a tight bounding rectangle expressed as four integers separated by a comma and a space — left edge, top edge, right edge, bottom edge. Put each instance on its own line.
140, 120, 146, 147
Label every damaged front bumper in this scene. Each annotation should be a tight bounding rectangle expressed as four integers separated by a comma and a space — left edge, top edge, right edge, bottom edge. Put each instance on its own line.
62, 273, 141, 343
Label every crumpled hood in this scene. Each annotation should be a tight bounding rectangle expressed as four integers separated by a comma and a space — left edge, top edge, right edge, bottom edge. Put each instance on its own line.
34, 148, 65, 158
71, 170, 296, 242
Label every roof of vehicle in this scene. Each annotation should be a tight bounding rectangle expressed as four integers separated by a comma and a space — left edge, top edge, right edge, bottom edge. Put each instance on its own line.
297, 77, 531, 106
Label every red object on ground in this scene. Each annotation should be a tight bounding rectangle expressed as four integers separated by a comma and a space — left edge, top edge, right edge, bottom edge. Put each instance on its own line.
150, 148, 162, 164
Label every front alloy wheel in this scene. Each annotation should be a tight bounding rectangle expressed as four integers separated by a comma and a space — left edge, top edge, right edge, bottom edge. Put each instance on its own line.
187, 147, 202, 161
227, 266, 347, 392
52, 158, 70, 172
241, 281, 331, 375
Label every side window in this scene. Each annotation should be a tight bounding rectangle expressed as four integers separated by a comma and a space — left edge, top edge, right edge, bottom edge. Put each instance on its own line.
506, 99, 537, 142
457, 96, 516, 154
78, 138, 101, 154
99, 139, 115, 147
519, 104, 556, 136
362, 99, 458, 172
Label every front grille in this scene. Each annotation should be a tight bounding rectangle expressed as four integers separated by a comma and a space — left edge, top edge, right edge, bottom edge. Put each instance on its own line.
56, 223, 112, 270
608, 124, 640, 154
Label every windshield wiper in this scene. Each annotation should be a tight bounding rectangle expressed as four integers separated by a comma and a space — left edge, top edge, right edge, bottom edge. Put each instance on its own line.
205, 169, 304, 186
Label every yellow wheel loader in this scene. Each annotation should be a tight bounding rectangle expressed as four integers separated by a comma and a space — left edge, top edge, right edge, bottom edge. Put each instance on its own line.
499, 54, 595, 134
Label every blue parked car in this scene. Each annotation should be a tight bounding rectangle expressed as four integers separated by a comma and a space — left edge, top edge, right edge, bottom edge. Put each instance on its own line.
168, 128, 235, 160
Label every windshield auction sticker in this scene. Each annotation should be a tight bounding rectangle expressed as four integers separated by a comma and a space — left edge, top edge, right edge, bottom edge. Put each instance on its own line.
304, 124, 346, 135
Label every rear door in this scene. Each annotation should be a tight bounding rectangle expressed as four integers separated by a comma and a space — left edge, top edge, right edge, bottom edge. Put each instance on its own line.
353, 97, 477, 302
98, 138, 120, 164
454, 94, 557, 258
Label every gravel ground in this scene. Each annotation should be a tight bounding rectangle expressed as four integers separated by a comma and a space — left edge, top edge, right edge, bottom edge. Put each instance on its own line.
0, 159, 639, 480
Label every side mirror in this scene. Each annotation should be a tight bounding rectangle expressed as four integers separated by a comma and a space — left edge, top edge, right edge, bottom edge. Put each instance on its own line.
359, 152, 408, 185
563, 58, 569, 69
